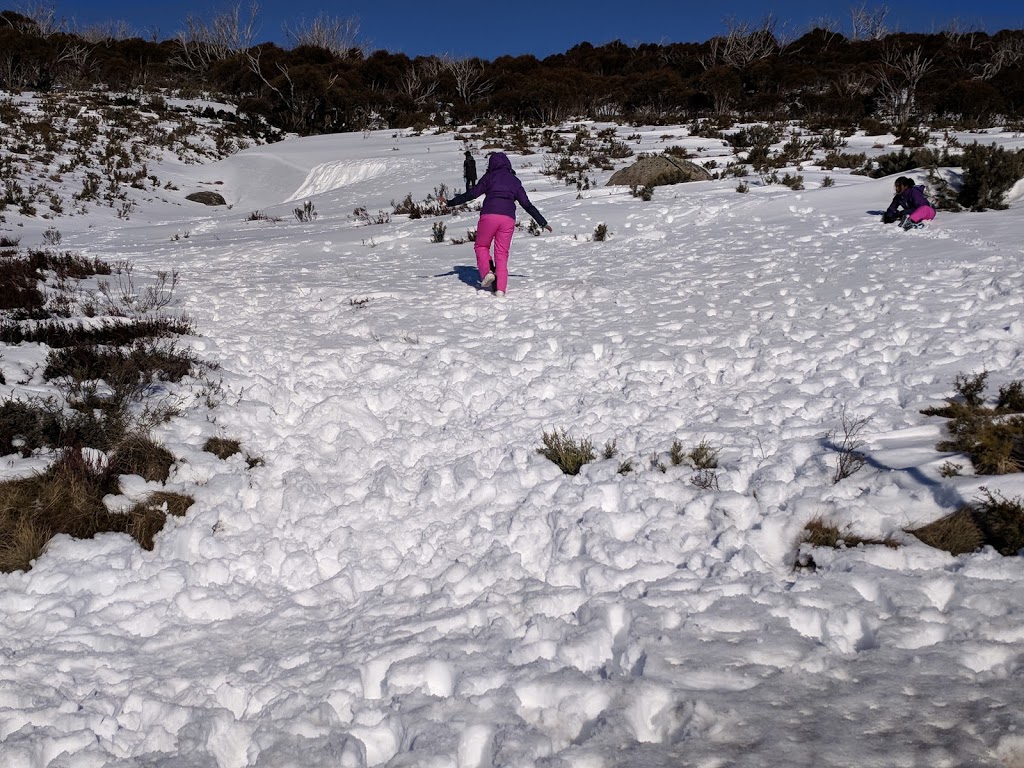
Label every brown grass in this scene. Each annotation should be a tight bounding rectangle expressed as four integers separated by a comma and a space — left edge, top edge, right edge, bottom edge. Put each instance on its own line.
0, 447, 193, 572
203, 436, 242, 460
802, 517, 900, 550
907, 508, 984, 555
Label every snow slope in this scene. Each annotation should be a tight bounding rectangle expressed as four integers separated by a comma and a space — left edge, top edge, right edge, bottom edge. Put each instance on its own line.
2, 123, 1024, 767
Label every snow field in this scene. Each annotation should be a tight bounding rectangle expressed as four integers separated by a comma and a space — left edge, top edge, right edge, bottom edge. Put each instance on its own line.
1, 123, 1024, 766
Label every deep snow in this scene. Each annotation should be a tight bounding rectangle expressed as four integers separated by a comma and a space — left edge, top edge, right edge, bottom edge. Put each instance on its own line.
2, 119, 1024, 767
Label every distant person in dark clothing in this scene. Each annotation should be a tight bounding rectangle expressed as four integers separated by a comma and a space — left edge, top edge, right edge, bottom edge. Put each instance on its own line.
882, 176, 936, 229
443, 152, 551, 296
463, 151, 478, 192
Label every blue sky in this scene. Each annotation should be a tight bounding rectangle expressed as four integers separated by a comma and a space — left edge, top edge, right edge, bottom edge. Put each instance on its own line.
45, 1, 1024, 59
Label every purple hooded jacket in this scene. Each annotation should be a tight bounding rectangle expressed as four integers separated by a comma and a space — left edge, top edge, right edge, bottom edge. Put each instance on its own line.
885, 184, 931, 218
447, 152, 548, 227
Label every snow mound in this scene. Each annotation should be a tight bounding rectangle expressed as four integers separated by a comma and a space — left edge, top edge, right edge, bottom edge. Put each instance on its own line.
285, 159, 393, 203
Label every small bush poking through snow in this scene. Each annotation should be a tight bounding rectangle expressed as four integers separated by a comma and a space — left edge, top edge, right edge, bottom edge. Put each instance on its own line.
538, 429, 595, 475
204, 437, 242, 460
909, 488, 1024, 557
796, 517, 900, 570
922, 372, 1024, 475
827, 409, 869, 484
688, 439, 720, 469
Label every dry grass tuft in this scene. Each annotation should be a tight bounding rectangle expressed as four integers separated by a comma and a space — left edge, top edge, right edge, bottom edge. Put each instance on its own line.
204, 436, 242, 460
908, 508, 984, 555
108, 433, 175, 482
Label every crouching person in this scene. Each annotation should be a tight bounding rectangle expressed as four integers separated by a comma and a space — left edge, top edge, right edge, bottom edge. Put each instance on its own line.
882, 176, 936, 229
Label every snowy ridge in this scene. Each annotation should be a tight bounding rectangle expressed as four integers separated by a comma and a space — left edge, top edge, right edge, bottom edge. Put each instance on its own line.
1, 124, 1024, 767
284, 159, 400, 203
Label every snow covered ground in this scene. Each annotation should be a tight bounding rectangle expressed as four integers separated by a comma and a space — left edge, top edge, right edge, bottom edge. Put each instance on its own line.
3, 120, 1024, 767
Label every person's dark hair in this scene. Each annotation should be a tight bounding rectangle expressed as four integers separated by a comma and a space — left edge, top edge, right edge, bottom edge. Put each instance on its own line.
896, 176, 914, 189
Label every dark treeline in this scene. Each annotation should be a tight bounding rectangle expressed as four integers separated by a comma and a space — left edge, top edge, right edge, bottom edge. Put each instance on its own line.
2, 9, 1023, 136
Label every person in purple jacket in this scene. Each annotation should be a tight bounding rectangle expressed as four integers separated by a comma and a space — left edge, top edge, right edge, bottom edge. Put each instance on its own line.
882, 176, 936, 229
443, 152, 551, 296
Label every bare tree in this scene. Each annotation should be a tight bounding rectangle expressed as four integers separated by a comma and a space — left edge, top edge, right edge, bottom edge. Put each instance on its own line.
174, 2, 260, 75
833, 70, 873, 99
444, 57, 493, 104
75, 19, 136, 44
973, 37, 1024, 81
849, 3, 890, 41
397, 58, 445, 107
699, 15, 779, 70
282, 13, 365, 59
874, 44, 933, 128
805, 15, 843, 51
244, 46, 340, 133
55, 41, 93, 84
8, 1, 64, 35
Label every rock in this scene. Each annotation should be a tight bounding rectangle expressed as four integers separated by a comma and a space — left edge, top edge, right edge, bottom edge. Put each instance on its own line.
607, 155, 712, 187
185, 191, 227, 206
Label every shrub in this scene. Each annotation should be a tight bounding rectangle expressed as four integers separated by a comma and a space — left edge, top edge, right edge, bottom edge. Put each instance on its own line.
781, 173, 804, 190
957, 143, 1024, 211
972, 488, 1024, 555
997, 381, 1024, 413
827, 410, 869, 483
669, 440, 685, 466
922, 373, 1024, 475
593, 223, 609, 241
431, 221, 447, 243
538, 429, 595, 475
821, 151, 866, 170
688, 439, 720, 469
0, 316, 193, 348
909, 489, 1024, 557
629, 184, 653, 201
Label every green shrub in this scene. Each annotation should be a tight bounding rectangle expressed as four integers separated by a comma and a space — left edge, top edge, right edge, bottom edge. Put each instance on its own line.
972, 488, 1024, 555
923, 373, 1024, 475
957, 143, 1024, 211
538, 429, 595, 475
688, 439, 720, 469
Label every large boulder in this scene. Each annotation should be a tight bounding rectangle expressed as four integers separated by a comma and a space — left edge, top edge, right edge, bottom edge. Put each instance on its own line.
185, 190, 227, 206
607, 155, 712, 187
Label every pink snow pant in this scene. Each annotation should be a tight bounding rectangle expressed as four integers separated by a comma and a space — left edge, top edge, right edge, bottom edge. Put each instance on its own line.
475, 213, 515, 292
909, 205, 936, 223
